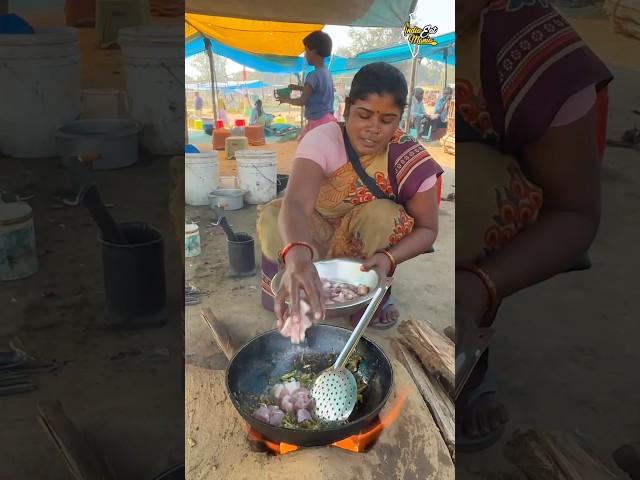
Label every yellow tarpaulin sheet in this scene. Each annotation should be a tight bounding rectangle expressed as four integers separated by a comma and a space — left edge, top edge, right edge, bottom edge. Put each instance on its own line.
185, 14, 323, 56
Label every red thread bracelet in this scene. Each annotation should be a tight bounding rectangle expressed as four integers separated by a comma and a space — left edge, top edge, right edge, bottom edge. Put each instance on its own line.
281, 241, 314, 265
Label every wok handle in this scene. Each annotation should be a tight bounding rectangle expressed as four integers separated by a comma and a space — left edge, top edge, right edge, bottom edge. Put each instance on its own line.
333, 276, 393, 370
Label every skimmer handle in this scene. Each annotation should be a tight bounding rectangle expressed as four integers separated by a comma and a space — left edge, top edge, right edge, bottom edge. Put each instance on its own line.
333, 276, 393, 370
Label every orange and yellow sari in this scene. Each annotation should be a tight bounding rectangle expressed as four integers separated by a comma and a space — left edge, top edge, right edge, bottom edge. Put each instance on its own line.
256, 129, 443, 311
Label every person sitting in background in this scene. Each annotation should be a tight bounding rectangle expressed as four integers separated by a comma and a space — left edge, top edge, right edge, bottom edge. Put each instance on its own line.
217, 96, 230, 126
277, 30, 336, 140
418, 87, 452, 140
430, 87, 452, 129
410, 87, 429, 138
249, 99, 275, 127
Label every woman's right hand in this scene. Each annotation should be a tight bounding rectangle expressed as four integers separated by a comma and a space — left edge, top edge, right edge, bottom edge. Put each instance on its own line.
274, 248, 325, 329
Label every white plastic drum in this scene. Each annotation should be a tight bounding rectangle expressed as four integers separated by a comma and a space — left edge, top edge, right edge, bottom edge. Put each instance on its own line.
0, 201, 38, 281
0, 26, 81, 158
185, 151, 219, 206
185, 223, 201, 258
118, 25, 184, 155
235, 149, 277, 204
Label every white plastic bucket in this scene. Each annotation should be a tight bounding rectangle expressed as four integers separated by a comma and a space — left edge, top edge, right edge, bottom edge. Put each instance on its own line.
0, 201, 38, 281
185, 152, 219, 206
235, 149, 278, 204
185, 223, 201, 258
118, 25, 184, 155
81, 88, 128, 119
0, 26, 81, 158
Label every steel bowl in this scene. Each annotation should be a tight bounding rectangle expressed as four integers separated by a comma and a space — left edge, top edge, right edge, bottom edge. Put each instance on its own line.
270, 257, 381, 317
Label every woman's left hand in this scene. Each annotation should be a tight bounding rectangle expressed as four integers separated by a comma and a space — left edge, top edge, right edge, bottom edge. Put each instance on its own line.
360, 252, 393, 276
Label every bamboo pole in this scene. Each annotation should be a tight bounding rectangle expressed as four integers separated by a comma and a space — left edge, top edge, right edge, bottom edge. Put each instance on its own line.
203, 38, 218, 123
404, 45, 420, 134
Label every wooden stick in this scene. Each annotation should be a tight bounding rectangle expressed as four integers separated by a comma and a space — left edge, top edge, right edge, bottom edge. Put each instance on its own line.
397, 319, 455, 396
37, 400, 117, 480
83, 432, 119, 480
504, 428, 616, 479
200, 307, 237, 361
391, 338, 455, 461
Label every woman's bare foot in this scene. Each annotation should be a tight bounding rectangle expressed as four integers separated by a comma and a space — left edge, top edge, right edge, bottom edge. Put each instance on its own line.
457, 369, 509, 452
459, 392, 509, 439
349, 297, 399, 329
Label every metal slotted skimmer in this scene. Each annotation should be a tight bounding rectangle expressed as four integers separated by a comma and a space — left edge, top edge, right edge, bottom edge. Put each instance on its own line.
312, 276, 393, 422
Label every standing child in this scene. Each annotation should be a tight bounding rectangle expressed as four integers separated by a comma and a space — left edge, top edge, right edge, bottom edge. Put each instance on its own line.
278, 30, 335, 140
194, 91, 203, 118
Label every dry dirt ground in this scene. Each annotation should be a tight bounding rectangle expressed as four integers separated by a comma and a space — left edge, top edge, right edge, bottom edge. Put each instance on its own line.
456, 5, 640, 479
0, 6, 184, 479
185, 359, 455, 480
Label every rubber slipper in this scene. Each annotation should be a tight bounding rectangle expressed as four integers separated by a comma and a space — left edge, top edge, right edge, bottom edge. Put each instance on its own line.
369, 294, 399, 330
456, 369, 507, 453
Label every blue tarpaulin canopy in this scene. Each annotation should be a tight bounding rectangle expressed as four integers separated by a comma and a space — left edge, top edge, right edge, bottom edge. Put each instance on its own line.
186, 31, 455, 75
185, 33, 305, 73
326, 31, 455, 74
186, 80, 270, 91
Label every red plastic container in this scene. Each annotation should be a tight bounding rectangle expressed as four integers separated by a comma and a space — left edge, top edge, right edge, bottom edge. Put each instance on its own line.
235, 119, 246, 127
216, 120, 224, 129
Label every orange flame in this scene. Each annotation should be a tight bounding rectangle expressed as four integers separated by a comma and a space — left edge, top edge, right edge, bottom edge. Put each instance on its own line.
247, 387, 410, 454
333, 387, 409, 452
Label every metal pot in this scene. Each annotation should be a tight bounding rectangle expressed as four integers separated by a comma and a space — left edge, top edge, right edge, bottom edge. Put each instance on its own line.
55, 118, 142, 170
271, 258, 382, 317
226, 325, 393, 447
209, 189, 244, 211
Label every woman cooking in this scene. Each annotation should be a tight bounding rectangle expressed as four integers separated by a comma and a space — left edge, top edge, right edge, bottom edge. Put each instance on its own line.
256, 62, 443, 342
455, 0, 613, 452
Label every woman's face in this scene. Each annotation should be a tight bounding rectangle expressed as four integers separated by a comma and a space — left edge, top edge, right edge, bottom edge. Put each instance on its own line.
344, 93, 402, 157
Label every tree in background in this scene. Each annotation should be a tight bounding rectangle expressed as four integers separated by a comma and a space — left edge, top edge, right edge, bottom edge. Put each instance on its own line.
337, 27, 453, 91
417, 59, 455, 88
187, 53, 228, 83
345, 27, 405, 56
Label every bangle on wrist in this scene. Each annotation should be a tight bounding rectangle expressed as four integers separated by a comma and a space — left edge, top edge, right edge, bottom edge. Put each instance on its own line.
279, 242, 314, 265
375, 249, 397, 276
455, 263, 499, 325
